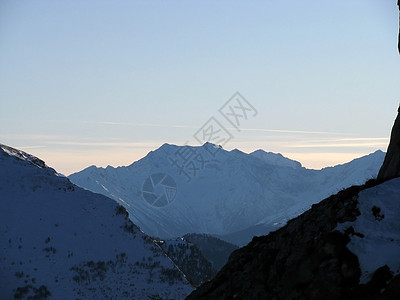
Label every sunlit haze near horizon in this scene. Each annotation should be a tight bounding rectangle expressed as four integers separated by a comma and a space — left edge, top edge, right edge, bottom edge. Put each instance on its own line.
1, 0, 399, 175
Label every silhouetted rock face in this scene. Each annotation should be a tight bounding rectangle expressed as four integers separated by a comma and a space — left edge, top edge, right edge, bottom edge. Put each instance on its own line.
378, 108, 400, 181
378, 0, 400, 179
187, 180, 399, 300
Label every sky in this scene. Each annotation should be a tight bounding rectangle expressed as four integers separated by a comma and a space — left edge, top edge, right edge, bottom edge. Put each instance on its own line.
0, 0, 399, 175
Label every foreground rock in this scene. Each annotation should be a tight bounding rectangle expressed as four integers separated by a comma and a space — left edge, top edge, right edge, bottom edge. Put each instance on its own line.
0, 144, 193, 299
188, 178, 400, 299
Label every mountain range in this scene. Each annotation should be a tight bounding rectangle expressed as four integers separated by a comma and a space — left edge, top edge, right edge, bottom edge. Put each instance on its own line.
69, 143, 385, 245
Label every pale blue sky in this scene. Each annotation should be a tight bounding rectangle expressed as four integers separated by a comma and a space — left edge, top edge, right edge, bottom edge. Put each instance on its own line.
1, 0, 399, 175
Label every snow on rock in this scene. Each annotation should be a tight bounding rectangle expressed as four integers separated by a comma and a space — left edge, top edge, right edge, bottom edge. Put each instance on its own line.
0, 144, 193, 299
337, 178, 400, 283
188, 177, 400, 299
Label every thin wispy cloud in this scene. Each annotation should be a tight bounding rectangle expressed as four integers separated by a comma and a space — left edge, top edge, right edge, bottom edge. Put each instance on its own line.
232, 127, 351, 136
283, 136, 388, 149
17, 145, 47, 150
0, 134, 69, 140
90, 120, 352, 136
52, 141, 162, 148
330, 137, 388, 142
288, 142, 387, 149
98, 121, 198, 129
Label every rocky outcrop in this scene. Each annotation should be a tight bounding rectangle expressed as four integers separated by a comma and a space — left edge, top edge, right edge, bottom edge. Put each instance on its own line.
377, 107, 400, 181
187, 179, 399, 299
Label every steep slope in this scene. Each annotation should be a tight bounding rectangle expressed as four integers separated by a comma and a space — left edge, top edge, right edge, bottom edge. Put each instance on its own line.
69, 143, 384, 245
0, 144, 193, 299
213, 221, 284, 247
188, 178, 400, 299
155, 238, 216, 287
154, 234, 238, 288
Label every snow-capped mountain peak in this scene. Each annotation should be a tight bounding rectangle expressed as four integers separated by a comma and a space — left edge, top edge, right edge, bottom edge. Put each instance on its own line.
69, 143, 385, 245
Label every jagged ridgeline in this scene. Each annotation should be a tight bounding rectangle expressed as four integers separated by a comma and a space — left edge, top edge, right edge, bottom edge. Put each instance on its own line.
69, 143, 384, 247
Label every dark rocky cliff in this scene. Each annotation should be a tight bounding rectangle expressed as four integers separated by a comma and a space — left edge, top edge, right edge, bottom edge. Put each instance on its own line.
378, 107, 400, 180
377, 0, 400, 179
187, 179, 400, 299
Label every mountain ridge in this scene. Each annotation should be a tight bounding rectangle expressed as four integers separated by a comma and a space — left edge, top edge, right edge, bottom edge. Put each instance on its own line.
250, 149, 302, 169
69, 143, 385, 245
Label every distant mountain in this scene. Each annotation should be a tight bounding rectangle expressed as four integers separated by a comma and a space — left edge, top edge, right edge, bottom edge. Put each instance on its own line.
213, 221, 283, 247
183, 234, 238, 271
69, 143, 385, 245
250, 149, 302, 169
0, 144, 193, 299
188, 177, 400, 299
217, 150, 389, 246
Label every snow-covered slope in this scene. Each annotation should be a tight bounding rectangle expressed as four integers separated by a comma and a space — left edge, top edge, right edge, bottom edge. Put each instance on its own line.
69, 143, 385, 245
337, 178, 400, 283
0, 144, 193, 299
